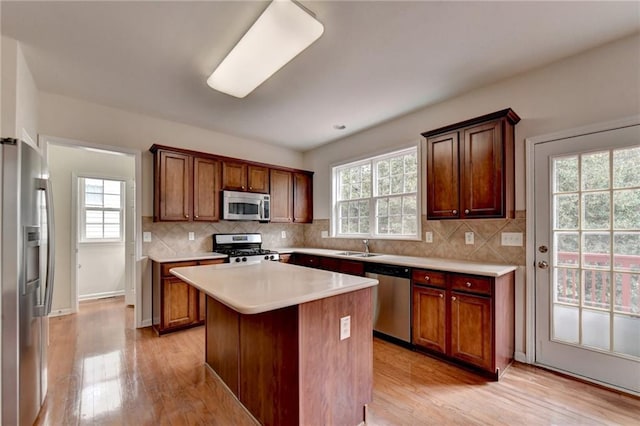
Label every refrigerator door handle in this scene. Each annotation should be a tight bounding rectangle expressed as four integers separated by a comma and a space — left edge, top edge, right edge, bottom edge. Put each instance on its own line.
35, 177, 55, 317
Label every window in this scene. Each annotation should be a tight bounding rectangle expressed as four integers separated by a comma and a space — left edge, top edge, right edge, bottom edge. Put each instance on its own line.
332, 147, 419, 239
80, 178, 124, 242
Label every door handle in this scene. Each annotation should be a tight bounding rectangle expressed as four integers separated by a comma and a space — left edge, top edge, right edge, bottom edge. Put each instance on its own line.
35, 178, 55, 317
537, 261, 549, 269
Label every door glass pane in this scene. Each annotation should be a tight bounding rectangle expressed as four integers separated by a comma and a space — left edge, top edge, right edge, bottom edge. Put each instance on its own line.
551, 147, 640, 359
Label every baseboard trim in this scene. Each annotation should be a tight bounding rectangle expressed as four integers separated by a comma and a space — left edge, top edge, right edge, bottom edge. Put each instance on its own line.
514, 351, 528, 363
79, 290, 125, 301
49, 308, 74, 317
139, 318, 152, 328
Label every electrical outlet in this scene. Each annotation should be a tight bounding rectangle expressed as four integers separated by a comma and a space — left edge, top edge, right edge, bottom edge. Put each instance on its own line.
281, 231, 287, 239
501, 232, 523, 246
143, 232, 152, 242
340, 316, 351, 340
188, 232, 195, 241
425, 231, 433, 243
465, 232, 474, 245
321, 230, 329, 238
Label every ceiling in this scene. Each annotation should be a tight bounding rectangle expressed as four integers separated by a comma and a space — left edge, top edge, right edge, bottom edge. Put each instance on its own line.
2, 1, 639, 151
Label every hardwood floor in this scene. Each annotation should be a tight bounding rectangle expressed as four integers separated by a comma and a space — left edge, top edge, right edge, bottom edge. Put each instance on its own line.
37, 297, 639, 425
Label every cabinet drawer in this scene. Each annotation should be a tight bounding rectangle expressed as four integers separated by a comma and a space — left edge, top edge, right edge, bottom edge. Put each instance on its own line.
412, 269, 446, 288
451, 275, 492, 295
161, 261, 198, 277
198, 259, 226, 266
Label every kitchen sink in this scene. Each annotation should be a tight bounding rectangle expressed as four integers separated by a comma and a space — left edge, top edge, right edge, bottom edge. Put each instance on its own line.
334, 251, 380, 257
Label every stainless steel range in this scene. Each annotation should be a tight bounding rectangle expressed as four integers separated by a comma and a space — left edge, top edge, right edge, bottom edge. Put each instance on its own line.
213, 233, 280, 263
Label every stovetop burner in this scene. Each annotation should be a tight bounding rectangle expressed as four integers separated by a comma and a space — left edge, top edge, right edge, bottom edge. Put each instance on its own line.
212, 233, 280, 263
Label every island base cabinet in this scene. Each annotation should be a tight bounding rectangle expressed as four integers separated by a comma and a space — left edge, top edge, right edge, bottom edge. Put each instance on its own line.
205, 288, 373, 426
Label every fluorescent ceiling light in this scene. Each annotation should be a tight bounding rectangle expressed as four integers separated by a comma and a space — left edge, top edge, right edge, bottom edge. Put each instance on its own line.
207, 0, 324, 98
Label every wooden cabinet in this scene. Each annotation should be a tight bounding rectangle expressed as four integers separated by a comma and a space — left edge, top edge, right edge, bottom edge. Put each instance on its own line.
412, 269, 514, 379
270, 170, 314, 223
222, 161, 269, 193
278, 254, 291, 263
151, 145, 312, 222
422, 108, 520, 220
152, 147, 220, 222
270, 169, 293, 222
152, 258, 225, 334
290, 253, 364, 276
293, 172, 313, 223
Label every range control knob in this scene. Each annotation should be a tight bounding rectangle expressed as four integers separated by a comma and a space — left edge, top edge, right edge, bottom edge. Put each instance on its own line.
234, 258, 241, 263
242, 257, 247, 262
269, 255, 275, 260
264, 255, 270, 260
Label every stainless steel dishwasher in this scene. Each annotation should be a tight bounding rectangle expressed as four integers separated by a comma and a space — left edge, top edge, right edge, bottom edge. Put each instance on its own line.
365, 263, 411, 344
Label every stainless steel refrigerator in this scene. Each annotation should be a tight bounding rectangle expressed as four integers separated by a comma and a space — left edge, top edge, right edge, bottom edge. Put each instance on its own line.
1, 137, 55, 426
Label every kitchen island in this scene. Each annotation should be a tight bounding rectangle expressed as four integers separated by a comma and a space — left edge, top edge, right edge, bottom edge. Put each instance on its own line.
170, 260, 378, 426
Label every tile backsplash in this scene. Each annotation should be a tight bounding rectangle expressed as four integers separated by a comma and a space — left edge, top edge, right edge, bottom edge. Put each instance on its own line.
143, 211, 525, 266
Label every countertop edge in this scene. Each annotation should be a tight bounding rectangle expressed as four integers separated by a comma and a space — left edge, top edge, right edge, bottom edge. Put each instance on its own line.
277, 247, 518, 277
147, 253, 228, 263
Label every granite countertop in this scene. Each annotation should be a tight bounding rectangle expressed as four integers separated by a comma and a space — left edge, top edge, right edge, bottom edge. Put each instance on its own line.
147, 252, 228, 263
277, 247, 516, 277
170, 261, 378, 315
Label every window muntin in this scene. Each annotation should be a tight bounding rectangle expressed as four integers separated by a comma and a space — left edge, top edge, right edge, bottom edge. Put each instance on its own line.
80, 178, 124, 242
333, 147, 419, 239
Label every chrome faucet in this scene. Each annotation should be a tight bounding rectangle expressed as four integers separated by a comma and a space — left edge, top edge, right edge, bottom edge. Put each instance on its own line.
363, 239, 370, 256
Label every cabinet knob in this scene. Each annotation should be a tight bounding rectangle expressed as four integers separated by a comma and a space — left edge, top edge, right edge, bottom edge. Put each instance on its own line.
194, 215, 199, 218
424, 275, 430, 281
464, 209, 470, 214
451, 296, 457, 301
439, 293, 443, 298
242, 186, 246, 190
452, 209, 457, 215
466, 282, 472, 288
249, 186, 253, 190
184, 214, 189, 218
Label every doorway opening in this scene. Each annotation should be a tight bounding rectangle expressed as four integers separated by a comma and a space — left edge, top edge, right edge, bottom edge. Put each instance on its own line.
43, 136, 142, 327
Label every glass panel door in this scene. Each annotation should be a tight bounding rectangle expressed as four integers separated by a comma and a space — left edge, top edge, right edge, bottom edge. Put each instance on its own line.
534, 124, 640, 394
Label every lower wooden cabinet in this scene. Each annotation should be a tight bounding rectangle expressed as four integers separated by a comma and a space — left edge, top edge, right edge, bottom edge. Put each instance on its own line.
290, 253, 364, 276
152, 258, 225, 334
412, 269, 514, 379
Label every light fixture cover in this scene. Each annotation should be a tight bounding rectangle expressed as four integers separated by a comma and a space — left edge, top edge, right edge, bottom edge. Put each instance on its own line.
207, 0, 324, 98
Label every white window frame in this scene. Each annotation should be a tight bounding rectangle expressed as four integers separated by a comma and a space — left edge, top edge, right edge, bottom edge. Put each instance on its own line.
79, 177, 125, 243
331, 146, 421, 240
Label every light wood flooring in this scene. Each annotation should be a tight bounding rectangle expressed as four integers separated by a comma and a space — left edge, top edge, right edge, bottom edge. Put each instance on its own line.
36, 297, 639, 425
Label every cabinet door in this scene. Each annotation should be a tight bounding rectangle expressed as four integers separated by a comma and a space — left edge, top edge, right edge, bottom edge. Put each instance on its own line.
291, 253, 320, 269
157, 150, 192, 221
450, 292, 492, 371
426, 132, 459, 219
460, 120, 504, 217
269, 169, 293, 222
199, 291, 206, 322
248, 165, 270, 193
412, 286, 447, 354
222, 161, 248, 191
162, 278, 199, 329
193, 157, 220, 221
293, 172, 313, 223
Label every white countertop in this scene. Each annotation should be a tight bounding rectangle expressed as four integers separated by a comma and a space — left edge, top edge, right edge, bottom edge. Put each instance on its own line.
170, 261, 378, 315
277, 247, 516, 277
147, 252, 228, 263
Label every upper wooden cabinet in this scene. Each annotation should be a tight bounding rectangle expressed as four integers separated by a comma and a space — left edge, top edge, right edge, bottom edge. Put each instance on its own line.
152, 147, 221, 222
422, 108, 520, 220
150, 144, 313, 223
269, 170, 314, 223
222, 160, 269, 193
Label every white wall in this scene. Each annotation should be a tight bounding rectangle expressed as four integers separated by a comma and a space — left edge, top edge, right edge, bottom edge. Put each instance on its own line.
78, 243, 126, 300
38, 93, 305, 217
304, 33, 640, 218
48, 145, 134, 314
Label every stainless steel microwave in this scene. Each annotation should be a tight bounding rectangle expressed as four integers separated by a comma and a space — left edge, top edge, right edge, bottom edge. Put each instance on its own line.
222, 190, 270, 222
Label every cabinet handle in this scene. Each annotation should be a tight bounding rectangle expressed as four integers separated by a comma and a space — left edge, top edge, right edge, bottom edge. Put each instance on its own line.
466, 282, 472, 288
452, 209, 457, 215
464, 209, 470, 214
424, 275, 430, 281
452, 296, 457, 301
